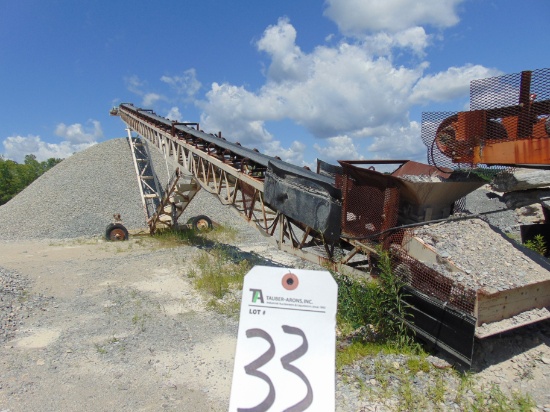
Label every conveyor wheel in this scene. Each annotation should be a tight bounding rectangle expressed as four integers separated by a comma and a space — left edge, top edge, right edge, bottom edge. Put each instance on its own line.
191, 215, 213, 231
106, 223, 129, 241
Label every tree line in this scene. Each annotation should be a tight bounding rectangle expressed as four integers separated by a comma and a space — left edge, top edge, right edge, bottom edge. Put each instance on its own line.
0, 154, 63, 205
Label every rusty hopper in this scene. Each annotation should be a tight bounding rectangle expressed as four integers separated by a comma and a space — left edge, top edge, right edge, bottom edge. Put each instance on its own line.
391, 161, 486, 224
338, 161, 485, 235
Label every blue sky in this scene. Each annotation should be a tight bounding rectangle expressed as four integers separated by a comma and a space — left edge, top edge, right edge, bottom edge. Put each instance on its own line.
1, 0, 549, 167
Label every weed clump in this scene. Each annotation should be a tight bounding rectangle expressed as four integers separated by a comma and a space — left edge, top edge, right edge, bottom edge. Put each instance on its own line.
335, 249, 413, 348
187, 244, 251, 317
524, 234, 547, 256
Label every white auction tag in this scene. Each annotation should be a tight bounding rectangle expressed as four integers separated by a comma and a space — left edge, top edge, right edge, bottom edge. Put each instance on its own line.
229, 266, 338, 412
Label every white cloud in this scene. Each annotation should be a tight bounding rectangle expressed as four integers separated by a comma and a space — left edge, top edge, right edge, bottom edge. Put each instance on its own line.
324, 0, 463, 35
161, 69, 202, 99
55, 120, 103, 144
410, 64, 502, 104
165, 107, 182, 121
124, 75, 167, 107
367, 121, 425, 160
142, 92, 163, 107
201, 82, 275, 145
202, 19, 424, 141
3, 120, 102, 162
122, 5, 500, 166
314, 135, 363, 163
257, 17, 309, 83
393, 27, 430, 55
2, 135, 96, 163
264, 140, 307, 166
195, 17, 497, 165
125, 75, 145, 95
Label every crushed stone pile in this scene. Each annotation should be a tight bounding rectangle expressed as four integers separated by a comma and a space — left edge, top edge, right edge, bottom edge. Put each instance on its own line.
0, 138, 144, 240
414, 218, 550, 292
0, 137, 267, 244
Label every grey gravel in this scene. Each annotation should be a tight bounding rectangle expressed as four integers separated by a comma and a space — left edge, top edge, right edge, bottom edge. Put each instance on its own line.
463, 185, 519, 236
0, 267, 51, 343
414, 217, 550, 292
0, 138, 266, 245
0, 138, 144, 240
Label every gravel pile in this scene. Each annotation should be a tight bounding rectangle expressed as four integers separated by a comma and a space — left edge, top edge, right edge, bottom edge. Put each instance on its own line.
462, 185, 520, 236
0, 138, 144, 240
0, 137, 261, 244
414, 218, 550, 292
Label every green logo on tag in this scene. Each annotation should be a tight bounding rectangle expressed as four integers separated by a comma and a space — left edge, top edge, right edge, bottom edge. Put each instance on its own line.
250, 288, 264, 303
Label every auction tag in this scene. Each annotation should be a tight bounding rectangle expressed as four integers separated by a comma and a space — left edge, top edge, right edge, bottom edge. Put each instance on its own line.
229, 266, 338, 411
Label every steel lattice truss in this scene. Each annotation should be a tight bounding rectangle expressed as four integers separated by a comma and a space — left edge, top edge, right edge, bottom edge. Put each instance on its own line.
118, 104, 373, 278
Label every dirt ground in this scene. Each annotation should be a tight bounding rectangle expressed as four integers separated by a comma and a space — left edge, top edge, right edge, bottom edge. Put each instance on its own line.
0, 237, 240, 411
1, 237, 550, 411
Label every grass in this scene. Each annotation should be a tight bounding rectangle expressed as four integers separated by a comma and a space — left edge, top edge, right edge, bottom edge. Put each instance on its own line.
153, 225, 238, 248
94, 343, 108, 355
469, 384, 535, 411
338, 352, 535, 411
186, 243, 251, 317
406, 356, 431, 374
334, 249, 416, 350
94, 336, 127, 356
524, 234, 547, 256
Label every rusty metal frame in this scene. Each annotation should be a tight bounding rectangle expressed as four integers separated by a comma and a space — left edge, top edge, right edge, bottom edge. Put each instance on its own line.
121, 104, 377, 277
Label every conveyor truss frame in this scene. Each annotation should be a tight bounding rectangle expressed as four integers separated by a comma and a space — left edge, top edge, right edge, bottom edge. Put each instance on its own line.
119, 106, 373, 279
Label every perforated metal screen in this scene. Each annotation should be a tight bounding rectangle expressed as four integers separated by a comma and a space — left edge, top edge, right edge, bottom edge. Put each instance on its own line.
339, 163, 401, 249
337, 162, 478, 316
422, 68, 550, 170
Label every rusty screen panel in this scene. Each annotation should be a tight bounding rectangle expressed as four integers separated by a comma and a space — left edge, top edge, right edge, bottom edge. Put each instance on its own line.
338, 161, 478, 315
422, 68, 550, 169
339, 162, 400, 249
471, 67, 550, 110
391, 244, 477, 316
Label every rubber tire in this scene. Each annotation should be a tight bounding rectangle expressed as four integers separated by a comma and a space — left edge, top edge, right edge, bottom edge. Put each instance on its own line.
105, 223, 129, 241
191, 215, 213, 231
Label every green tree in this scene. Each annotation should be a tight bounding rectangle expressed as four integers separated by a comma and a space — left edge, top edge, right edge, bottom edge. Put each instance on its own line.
0, 155, 63, 205
0, 157, 18, 204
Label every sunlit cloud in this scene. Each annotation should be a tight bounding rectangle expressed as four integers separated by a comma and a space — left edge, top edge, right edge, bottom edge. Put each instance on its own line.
3, 120, 102, 162
128, 1, 498, 166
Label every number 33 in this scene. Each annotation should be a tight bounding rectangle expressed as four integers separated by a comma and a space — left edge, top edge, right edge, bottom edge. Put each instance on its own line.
238, 325, 313, 412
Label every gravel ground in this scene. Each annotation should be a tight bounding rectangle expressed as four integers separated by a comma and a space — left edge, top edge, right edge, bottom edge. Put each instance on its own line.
1, 138, 550, 410
1, 239, 549, 411
0, 267, 52, 343
0, 240, 238, 411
